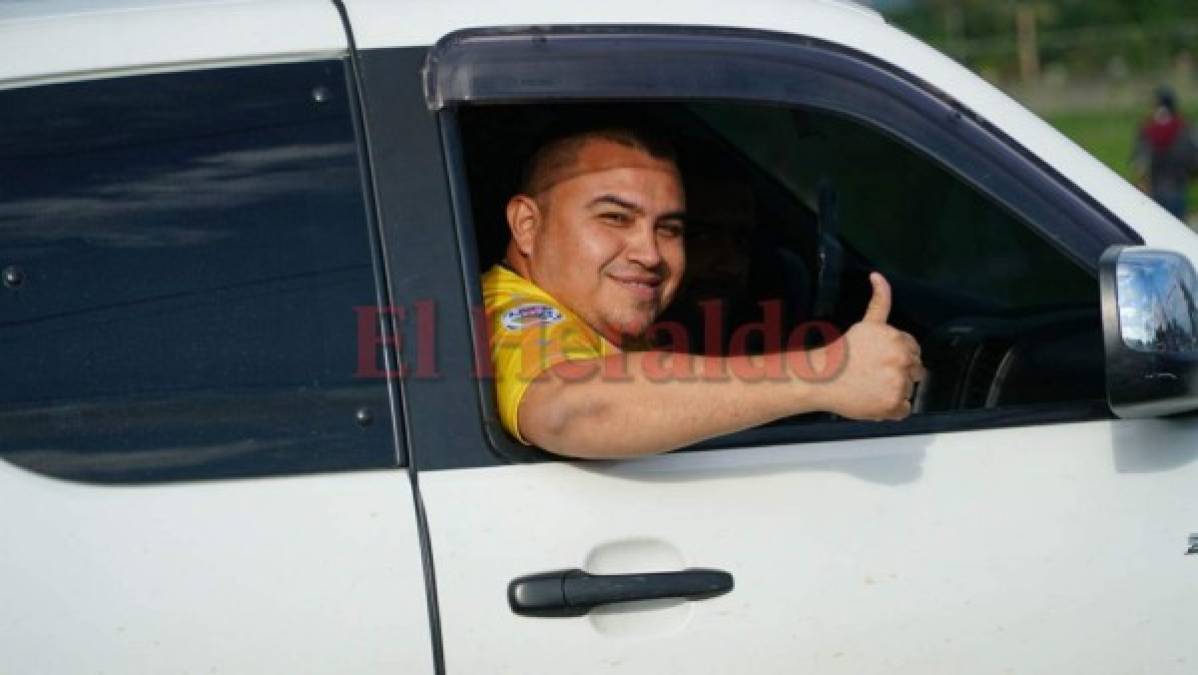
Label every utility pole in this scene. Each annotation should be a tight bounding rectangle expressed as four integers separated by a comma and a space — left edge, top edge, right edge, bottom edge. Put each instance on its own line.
1015, 3, 1041, 83
943, 5, 964, 59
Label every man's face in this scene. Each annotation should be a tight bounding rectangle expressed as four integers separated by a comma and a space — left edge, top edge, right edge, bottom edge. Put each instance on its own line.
512, 138, 686, 343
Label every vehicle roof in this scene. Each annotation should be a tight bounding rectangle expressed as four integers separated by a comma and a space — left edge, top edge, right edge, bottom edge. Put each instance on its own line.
341, 0, 881, 50
0, 0, 346, 88
0, 0, 878, 27
0, 0, 881, 87
0, 0, 1187, 254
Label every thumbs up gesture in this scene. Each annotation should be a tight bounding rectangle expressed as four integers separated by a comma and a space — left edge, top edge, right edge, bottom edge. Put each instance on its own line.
816, 272, 925, 421
862, 270, 894, 324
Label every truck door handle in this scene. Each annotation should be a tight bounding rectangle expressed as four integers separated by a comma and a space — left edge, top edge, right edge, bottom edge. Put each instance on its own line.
508, 568, 734, 617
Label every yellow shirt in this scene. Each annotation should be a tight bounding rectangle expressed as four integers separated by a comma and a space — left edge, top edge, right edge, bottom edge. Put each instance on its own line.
482, 265, 617, 443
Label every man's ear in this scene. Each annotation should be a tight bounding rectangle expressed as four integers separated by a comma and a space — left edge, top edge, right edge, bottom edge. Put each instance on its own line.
506, 194, 541, 258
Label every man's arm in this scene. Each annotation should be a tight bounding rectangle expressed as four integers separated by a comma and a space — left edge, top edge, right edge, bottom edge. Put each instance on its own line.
519, 273, 923, 459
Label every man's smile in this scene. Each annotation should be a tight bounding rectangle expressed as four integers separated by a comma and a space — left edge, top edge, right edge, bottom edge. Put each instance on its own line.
608, 272, 664, 300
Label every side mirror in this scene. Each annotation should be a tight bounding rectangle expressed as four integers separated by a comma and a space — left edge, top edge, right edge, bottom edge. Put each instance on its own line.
1100, 245, 1198, 417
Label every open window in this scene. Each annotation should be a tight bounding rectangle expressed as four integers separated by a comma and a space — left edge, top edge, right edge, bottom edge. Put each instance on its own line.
430, 26, 1141, 457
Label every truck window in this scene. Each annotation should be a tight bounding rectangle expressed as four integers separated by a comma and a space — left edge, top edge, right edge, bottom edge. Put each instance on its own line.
452, 100, 1108, 453
0, 61, 399, 482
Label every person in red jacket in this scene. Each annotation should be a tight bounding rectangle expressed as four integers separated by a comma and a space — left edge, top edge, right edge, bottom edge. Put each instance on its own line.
1133, 86, 1198, 220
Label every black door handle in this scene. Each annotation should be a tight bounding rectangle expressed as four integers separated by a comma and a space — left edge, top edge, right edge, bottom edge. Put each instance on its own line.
508, 568, 734, 617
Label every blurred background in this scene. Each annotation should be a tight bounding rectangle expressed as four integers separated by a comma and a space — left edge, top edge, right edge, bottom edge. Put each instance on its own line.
869, 0, 1198, 225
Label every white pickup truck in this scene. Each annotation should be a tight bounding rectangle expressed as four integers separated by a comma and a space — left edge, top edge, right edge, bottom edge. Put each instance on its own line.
2, 1, 1196, 673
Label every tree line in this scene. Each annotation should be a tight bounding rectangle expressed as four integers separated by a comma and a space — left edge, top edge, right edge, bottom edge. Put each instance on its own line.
888, 0, 1198, 82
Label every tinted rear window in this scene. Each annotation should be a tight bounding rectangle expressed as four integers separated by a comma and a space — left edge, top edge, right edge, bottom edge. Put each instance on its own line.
0, 61, 399, 482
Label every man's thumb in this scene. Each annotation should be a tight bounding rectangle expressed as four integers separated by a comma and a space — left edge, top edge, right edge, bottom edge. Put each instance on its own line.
863, 272, 892, 323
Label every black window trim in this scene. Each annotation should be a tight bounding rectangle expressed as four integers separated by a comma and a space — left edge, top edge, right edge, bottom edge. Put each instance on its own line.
356, 46, 522, 472
414, 26, 1143, 468
340, 38, 411, 471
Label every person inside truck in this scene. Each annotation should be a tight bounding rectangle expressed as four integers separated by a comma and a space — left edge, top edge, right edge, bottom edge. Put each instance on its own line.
482, 126, 924, 459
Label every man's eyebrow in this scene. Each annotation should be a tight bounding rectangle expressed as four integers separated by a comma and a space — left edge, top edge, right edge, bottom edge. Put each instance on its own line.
586, 195, 687, 223
586, 194, 644, 214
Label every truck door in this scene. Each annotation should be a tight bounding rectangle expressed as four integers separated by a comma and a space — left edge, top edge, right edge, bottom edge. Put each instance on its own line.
356, 23, 1198, 674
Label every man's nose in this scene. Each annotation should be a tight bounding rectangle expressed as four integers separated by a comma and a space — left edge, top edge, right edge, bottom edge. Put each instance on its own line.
625, 222, 663, 269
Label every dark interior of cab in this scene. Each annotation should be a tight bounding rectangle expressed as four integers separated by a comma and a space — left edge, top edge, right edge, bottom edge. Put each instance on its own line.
456, 101, 1107, 427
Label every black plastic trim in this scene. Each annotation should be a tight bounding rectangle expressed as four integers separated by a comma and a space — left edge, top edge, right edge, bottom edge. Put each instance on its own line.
509, 568, 734, 618
336, 21, 408, 470
335, 9, 444, 673
355, 47, 508, 470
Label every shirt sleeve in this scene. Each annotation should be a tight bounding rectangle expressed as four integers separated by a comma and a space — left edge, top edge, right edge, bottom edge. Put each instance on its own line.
489, 299, 604, 444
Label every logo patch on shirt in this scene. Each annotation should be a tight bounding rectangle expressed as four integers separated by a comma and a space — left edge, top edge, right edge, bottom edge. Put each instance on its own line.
502, 303, 564, 332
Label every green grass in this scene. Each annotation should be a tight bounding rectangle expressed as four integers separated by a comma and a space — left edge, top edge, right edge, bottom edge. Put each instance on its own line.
1043, 107, 1198, 219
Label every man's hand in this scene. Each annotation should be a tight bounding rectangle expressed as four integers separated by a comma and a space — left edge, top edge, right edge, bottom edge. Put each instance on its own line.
812, 272, 924, 421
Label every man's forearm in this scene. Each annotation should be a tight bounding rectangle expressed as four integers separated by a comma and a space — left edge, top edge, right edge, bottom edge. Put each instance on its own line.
518, 351, 826, 459
517, 278, 921, 459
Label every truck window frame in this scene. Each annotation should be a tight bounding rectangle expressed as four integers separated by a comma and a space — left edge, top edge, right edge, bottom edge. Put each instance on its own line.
379, 28, 1143, 468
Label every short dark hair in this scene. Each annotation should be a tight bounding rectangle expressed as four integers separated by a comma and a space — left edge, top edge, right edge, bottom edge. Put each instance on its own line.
1156, 85, 1178, 112
518, 127, 678, 196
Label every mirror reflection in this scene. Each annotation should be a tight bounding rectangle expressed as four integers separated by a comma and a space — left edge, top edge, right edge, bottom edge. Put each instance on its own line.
1117, 249, 1198, 353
